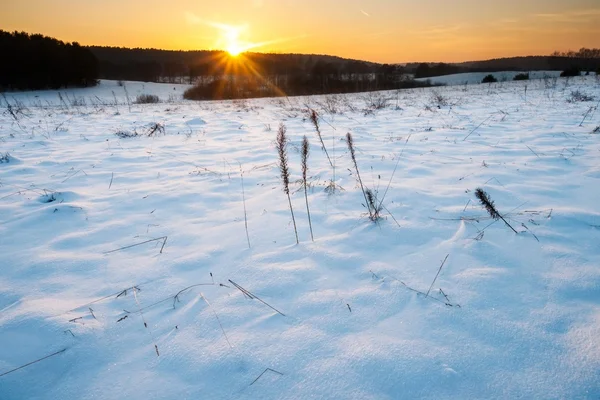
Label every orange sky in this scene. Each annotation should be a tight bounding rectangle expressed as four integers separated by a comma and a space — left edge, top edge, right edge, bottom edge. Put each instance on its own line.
2, 0, 599, 63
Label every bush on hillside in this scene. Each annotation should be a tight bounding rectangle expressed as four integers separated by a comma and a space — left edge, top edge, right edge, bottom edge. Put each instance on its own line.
513, 73, 529, 81
482, 74, 498, 84
134, 94, 160, 104
567, 90, 594, 103
182, 76, 438, 100
560, 67, 581, 77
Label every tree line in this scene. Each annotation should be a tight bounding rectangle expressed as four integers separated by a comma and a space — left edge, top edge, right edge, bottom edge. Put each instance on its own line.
182, 59, 431, 100
89, 47, 390, 84
411, 49, 600, 78
551, 48, 600, 59
0, 30, 98, 90
89, 47, 434, 100
3, 29, 598, 96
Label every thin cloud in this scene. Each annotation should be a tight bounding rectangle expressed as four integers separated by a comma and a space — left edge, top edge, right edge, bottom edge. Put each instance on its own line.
567, 8, 600, 17
360, 9, 370, 17
418, 25, 464, 36
534, 8, 600, 23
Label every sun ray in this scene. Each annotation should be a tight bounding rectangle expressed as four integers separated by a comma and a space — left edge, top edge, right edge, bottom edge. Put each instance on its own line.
206, 21, 306, 57
187, 21, 309, 99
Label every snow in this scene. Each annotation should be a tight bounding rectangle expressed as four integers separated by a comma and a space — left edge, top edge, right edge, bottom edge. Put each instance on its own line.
1, 76, 600, 399
416, 70, 569, 86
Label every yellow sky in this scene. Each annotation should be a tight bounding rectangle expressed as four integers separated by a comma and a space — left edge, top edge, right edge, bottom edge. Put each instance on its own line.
2, 0, 599, 63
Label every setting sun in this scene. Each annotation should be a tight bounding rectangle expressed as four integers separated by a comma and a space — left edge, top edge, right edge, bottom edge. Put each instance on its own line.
227, 44, 242, 57
217, 23, 247, 57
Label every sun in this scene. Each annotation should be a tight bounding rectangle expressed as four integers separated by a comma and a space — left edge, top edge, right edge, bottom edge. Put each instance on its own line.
227, 44, 243, 57
222, 25, 245, 57
188, 21, 293, 99
209, 21, 300, 58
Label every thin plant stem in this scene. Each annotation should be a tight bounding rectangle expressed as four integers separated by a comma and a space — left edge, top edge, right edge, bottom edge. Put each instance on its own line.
240, 165, 251, 249
309, 109, 333, 168
347, 132, 373, 220
332, 125, 336, 189
302, 136, 314, 241
132, 287, 160, 357
377, 134, 411, 212
0, 349, 67, 378
426, 254, 449, 297
287, 192, 299, 244
304, 188, 314, 241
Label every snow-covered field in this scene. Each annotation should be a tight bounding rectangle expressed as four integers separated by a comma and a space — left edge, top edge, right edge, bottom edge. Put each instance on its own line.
1, 77, 599, 399
416, 70, 570, 86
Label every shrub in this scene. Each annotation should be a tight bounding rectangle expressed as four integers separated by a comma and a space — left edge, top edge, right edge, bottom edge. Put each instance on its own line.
114, 123, 165, 138
560, 67, 580, 77
543, 75, 558, 89
134, 94, 160, 104
513, 73, 529, 81
364, 93, 389, 110
567, 90, 594, 103
431, 91, 449, 107
482, 74, 497, 84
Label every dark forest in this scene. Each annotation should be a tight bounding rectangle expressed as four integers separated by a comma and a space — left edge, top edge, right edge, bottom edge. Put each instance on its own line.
0, 30, 98, 90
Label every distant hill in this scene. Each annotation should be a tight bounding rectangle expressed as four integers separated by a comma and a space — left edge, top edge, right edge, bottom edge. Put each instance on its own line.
88, 46, 377, 67
406, 52, 600, 78
457, 56, 600, 72
88, 45, 600, 84
415, 70, 565, 86
87, 46, 382, 82
86, 46, 434, 99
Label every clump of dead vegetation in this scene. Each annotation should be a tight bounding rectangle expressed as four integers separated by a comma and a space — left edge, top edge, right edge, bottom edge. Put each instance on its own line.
134, 94, 160, 104
115, 123, 165, 138
567, 90, 594, 103
0, 152, 11, 163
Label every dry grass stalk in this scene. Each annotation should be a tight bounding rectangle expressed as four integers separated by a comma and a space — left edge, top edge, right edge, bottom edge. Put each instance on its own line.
301, 136, 314, 241
475, 188, 518, 234
309, 109, 333, 168
276, 123, 299, 244
240, 165, 251, 248
346, 132, 378, 221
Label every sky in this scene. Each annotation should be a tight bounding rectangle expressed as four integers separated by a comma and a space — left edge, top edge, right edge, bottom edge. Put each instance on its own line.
2, 0, 599, 63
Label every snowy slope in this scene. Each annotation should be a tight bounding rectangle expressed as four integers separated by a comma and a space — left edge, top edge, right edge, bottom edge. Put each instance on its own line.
3, 79, 193, 106
1, 77, 599, 399
415, 70, 566, 86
